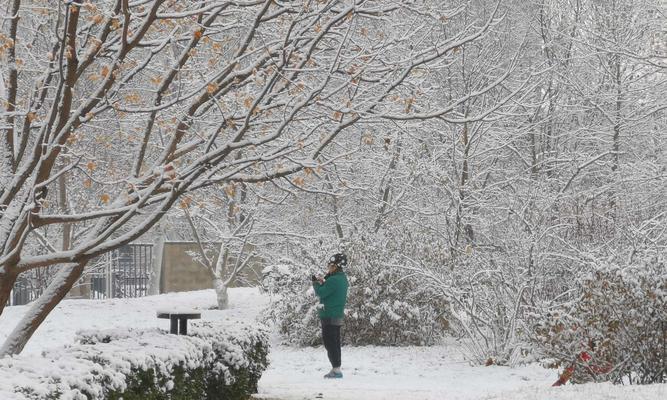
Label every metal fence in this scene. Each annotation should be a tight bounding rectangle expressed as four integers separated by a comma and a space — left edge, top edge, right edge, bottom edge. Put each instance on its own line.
7, 243, 153, 306
89, 244, 153, 299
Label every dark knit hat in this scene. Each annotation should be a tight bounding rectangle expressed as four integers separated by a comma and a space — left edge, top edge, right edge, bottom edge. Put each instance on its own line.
329, 253, 348, 268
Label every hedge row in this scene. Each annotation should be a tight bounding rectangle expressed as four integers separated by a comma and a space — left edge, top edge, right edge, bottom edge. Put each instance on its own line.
0, 318, 269, 400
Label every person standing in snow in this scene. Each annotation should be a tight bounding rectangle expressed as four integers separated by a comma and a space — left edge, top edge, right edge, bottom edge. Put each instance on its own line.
312, 253, 349, 379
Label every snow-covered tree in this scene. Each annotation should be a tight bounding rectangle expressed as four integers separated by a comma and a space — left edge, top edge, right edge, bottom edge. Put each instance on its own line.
0, 0, 511, 355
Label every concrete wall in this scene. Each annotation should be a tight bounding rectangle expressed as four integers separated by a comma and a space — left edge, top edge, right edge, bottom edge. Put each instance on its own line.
159, 242, 263, 293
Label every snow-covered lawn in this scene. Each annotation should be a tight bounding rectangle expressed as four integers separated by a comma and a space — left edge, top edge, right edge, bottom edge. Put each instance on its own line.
1, 288, 665, 400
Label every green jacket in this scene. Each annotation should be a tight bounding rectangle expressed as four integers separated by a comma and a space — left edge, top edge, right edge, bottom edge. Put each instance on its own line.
313, 271, 349, 320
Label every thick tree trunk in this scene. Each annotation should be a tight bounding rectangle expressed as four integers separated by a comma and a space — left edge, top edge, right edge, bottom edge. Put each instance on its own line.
0, 269, 18, 317
213, 277, 229, 310
0, 263, 84, 356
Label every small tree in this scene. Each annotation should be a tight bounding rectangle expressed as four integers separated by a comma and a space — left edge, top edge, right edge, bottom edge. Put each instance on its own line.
182, 199, 256, 310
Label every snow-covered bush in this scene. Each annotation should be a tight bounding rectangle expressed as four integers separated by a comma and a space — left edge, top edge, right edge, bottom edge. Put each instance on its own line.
0, 319, 269, 399
344, 236, 451, 346
529, 253, 667, 384
262, 234, 450, 346
261, 262, 322, 346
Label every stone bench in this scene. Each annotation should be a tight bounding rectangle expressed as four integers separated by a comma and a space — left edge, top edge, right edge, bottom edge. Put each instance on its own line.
157, 310, 201, 335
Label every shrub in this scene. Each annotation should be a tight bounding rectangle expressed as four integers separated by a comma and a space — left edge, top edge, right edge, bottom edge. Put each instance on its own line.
0, 319, 269, 399
262, 234, 450, 346
261, 262, 322, 346
530, 253, 667, 384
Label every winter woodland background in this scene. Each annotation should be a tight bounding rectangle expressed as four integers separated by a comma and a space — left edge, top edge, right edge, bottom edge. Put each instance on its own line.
0, 0, 666, 387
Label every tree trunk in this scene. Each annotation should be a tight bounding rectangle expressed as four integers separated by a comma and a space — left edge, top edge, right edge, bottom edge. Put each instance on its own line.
610, 52, 622, 216
213, 277, 229, 310
0, 269, 18, 317
373, 138, 401, 233
148, 229, 165, 296
0, 263, 84, 356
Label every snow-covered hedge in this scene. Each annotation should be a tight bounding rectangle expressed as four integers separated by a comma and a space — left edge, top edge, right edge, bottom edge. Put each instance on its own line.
262, 235, 450, 346
530, 252, 667, 384
0, 318, 269, 399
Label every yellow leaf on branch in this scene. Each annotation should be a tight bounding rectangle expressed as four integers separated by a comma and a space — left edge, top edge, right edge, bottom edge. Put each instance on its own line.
66, 133, 78, 145
405, 97, 415, 113
179, 196, 192, 209
293, 176, 305, 187
83, 1, 97, 13
125, 93, 141, 104
224, 184, 236, 197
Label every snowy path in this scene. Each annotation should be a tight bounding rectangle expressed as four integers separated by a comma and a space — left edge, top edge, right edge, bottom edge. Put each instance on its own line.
256, 342, 665, 400
1, 289, 665, 399
256, 344, 555, 400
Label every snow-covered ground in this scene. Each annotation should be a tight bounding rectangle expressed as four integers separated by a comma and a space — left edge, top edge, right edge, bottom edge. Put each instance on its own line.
1, 288, 665, 400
